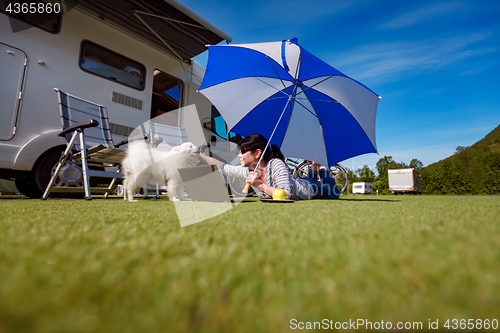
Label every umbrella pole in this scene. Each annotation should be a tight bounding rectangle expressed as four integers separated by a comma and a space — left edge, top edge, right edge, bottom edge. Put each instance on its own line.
242, 94, 294, 194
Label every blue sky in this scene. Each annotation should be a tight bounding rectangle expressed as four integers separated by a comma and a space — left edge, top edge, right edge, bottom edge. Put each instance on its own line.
183, 0, 500, 172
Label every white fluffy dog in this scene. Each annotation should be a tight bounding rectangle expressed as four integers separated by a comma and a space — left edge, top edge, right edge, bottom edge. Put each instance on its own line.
121, 140, 199, 202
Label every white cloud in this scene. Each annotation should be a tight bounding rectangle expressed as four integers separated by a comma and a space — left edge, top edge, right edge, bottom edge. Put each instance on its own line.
381, 1, 467, 29
384, 145, 456, 166
330, 33, 498, 85
257, 0, 363, 24
342, 123, 497, 170
344, 144, 456, 171
420, 125, 496, 139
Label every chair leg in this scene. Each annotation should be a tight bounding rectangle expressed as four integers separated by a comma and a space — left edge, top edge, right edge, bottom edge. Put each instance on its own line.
143, 183, 149, 199
41, 131, 79, 200
41, 160, 64, 200
78, 131, 92, 201
103, 176, 118, 199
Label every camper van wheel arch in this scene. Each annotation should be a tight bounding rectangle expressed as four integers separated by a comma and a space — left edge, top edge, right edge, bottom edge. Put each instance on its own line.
11, 147, 66, 198
15, 176, 43, 198
33, 147, 99, 198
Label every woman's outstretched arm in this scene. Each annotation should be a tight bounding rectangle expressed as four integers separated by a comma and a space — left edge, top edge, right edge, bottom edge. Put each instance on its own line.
198, 152, 221, 167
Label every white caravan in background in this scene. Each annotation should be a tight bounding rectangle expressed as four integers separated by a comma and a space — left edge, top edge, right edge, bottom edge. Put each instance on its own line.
352, 182, 372, 194
0, 0, 232, 197
388, 168, 423, 195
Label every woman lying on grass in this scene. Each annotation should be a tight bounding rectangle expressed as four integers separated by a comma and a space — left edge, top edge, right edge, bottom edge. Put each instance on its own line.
198, 134, 340, 200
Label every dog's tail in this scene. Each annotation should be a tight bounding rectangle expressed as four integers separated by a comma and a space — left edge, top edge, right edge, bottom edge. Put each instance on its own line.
125, 139, 149, 157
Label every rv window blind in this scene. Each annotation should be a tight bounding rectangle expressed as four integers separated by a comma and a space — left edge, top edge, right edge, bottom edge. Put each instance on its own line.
79, 41, 146, 91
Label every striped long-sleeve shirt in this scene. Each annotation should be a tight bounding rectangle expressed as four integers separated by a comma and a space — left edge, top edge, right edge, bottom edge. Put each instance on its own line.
218, 158, 315, 200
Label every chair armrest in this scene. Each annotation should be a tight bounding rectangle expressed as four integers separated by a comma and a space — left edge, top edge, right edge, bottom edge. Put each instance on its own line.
151, 137, 164, 148
199, 142, 211, 156
58, 119, 99, 137
199, 142, 211, 150
115, 134, 148, 148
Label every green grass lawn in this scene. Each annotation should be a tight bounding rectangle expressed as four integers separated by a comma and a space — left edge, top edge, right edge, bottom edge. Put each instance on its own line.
1, 195, 499, 332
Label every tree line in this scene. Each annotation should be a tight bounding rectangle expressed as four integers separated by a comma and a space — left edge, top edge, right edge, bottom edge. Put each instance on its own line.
343, 124, 500, 195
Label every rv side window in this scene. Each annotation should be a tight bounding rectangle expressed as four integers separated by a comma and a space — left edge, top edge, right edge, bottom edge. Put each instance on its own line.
1, 2, 61, 33
79, 41, 145, 90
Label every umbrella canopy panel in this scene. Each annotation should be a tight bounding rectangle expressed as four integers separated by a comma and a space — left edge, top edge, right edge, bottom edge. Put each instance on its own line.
199, 39, 380, 167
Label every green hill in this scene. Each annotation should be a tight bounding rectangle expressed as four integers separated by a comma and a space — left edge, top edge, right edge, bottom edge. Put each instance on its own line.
421, 124, 500, 194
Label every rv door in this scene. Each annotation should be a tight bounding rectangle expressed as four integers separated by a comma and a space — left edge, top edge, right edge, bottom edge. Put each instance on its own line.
184, 82, 212, 145
0, 43, 27, 140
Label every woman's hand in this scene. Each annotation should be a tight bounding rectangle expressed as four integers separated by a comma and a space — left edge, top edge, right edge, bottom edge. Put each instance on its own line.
247, 171, 262, 188
198, 153, 221, 166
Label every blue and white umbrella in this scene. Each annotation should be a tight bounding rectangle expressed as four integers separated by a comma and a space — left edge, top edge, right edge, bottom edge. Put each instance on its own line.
199, 38, 380, 167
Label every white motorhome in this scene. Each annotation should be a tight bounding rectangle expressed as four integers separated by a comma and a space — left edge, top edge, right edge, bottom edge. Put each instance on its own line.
388, 168, 422, 195
0, 0, 231, 197
352, 182, 372, 194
